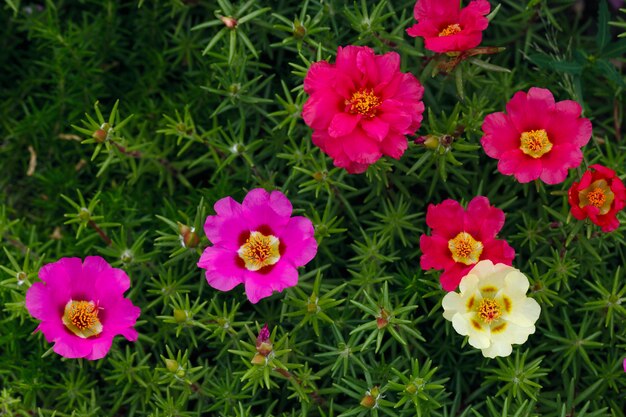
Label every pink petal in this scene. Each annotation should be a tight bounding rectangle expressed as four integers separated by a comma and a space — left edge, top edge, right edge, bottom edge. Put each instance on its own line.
279, 216, 318, 267
204, 196, 248, 250
464, 196, 505, 240
539, 144, 582, 185
425, 199, 465, 238
304, 61, 334, 94
481, 239, 515, 265
414, 0, 460, 20
340, 128, 382, 165
361, 117, 390, 142
440, 263, 472, 292
242, 189, 293, 234
85, 337, 114, 360
329, 113, 360, 138
244, 262, 298, 304
199, 247, 245, 292
302, 91, 343, 130
380, 132, 408, 159
481, 112, 520, 158
420, 234, 455, 270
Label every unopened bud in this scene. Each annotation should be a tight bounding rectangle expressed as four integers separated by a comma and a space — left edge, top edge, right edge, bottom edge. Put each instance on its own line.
78, 207, 91, 222
165, 359, 179, 373
16, 271, 27, 285
92, 129, 107, 143
307, 294, 319, 314
293, 19, 306, 38
173, 309, 189, 323
415, 135, 439, 150
220, 16, 238, 29
376, 309, 389, 329
251, 352, 266, 365
256, 324, 273, 356
178, 223, 200, 248
360, 386, 380, 408
120, 249, 133, 263
405, 384, 417, 394
313, 171, 326, 182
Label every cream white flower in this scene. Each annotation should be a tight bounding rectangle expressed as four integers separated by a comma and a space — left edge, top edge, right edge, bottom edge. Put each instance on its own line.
442, 260, 541, 358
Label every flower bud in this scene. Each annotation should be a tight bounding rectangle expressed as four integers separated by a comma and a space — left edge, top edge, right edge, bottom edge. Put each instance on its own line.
165, 359, 179, 373
376, 308, 389, 329
256, 324, 273, 356
220, 16, 238, 29
293, 18, 306, 38
360, 386, 380, 408
92, 129, 107, 143
173, 309, 189, 323
178, 223, 200, 248
250, 352, 266, 365
78, 207, 91, 222
415, 135, 439, 150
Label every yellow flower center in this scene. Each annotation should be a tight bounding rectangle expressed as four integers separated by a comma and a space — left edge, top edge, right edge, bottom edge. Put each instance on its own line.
477, 298, 502, 324
578, 179, 615, 215
62, 300, 103, 338
438, 23, 462, 37
237, 231, 281, 271
349, 89, 381, 118
519, 129, 552, 158
448, 232, 483, 265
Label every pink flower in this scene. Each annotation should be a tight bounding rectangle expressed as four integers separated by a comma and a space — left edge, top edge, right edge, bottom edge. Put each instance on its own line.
419, 196, 515, 291
198, 188, 318, 303
25, 256, 141, 360
302, 45, 425, 174
568, 164, 626, 232
481, 87, 592, 184
406, 0, 491, 53
623, 358, 626, 372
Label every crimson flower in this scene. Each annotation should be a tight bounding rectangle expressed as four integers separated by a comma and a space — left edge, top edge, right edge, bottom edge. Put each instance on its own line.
406, 0, 491, 53
481, 88, 592, 184
302, 45, 424, 174
420, 196, 515, 291
568, 164, 626, 232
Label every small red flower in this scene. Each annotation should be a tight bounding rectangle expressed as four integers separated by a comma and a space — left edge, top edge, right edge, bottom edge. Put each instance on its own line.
568, 164, 626, 232
406, 0, 491, 53
481, 88, 592, 184
419, 196, 515, 291
302, 45, 425, 174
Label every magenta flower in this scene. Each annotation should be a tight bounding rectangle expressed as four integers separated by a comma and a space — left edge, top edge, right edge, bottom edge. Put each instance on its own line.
481, 87, 592, 184
25, 256, 141, 360
302, 45, 425, 174
198, 188, 318, 304
419, 196, 515, 291
406, 0, 491, 53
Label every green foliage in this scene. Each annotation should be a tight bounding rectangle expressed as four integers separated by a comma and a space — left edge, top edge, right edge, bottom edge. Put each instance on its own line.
1, 0, 625, 416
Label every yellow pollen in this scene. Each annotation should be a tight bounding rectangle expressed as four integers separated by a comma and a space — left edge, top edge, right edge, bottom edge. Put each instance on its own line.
238, 231, 281, 271
578, 179, 615, 215
586, 188, 606, 208
448, 232, 483, 265
438, 23, 462, 37
477, 298, 502, 324
62, 300, 103, 338
348, 89, 381, 118
519, 129, 552, 158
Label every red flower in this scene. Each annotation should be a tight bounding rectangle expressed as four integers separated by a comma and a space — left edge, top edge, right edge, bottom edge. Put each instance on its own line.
406, 0, 491, 53
481, 88, 592, 184
568, 164, 626, 232
419, 196, 515, 291
302, 46, 425, 174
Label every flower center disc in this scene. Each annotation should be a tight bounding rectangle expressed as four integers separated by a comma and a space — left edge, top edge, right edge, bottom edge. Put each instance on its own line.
578, 179, 615, 215
62, 300, 103, 338
438, 23, 462, 37
349, 89, 381, 118
448, 232, 483, 265
238, 231, 281, 271
477, 298, 502, 323
519, 129, 552, 158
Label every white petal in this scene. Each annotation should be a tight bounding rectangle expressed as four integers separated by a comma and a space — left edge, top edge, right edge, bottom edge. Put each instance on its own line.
481, 341, 512, 358
504, 270, 530, 295
467, 260, 496, 279
442, 292, 465, 318
506, 297, 541, 327
451, 312, 471, 336
492, 321, 535, 345
459, 274, 480, 294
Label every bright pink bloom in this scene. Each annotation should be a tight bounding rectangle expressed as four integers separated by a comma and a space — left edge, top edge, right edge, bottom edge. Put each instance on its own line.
568, 164, 626, 232
420, 196, 515, 291
198, 188, 317, 303
406, 0, 491, 53
302, 46, 424, 174
481, 88, 592, 184
623, 358, 626, 372
25, 256, 140, 360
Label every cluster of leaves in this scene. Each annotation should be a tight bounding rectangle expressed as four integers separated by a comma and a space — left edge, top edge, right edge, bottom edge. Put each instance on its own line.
1, 0, 625, 416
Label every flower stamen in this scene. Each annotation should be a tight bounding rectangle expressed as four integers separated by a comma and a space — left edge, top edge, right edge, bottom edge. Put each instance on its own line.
62, 300, 103, 338
438, 23, 462, 37
448, 232, 483, 265
477, 298, 502, 323
238, 231, 281, 271
519, 129, 552, 158
348, 89, 382, 118
578, 179, 615, 215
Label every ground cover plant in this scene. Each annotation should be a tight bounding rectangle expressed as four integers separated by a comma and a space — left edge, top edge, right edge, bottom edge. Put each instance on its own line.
2, 0, 626, 415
